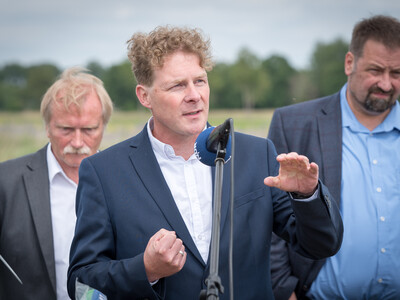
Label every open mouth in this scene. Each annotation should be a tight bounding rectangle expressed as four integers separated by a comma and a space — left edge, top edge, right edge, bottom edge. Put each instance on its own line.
184, 110, 201, 116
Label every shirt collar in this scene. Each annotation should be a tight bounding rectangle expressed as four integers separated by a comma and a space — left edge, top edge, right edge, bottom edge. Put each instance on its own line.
146, 117, 207, 161
146, 117, 178, 160
340, 83, 400, 133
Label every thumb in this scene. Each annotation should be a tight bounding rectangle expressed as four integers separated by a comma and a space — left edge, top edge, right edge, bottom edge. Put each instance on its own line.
264, 176, 280, 188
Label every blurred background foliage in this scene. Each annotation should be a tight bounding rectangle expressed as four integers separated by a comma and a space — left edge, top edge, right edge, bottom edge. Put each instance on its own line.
0, 38, 349, 112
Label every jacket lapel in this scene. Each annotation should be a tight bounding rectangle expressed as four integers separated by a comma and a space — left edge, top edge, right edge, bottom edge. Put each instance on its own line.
24, 146, 57, 293
128, 128, 205, 265
317, 93, 342, 205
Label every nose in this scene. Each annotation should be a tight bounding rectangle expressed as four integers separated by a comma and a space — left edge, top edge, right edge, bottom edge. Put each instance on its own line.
184, 83, 201, 102
377, 72, 392, 92
70, 129, 84, 149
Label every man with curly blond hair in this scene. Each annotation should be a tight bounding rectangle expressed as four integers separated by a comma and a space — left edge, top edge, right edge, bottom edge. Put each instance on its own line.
68, 26, 342, 300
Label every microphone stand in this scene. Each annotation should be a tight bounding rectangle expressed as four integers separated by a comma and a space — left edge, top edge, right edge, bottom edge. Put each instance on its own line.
199, 143, 227, 300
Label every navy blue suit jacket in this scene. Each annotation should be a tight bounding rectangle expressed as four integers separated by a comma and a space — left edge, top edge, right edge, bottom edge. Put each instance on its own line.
68, 125, 343, 300
268, 93, 343, 300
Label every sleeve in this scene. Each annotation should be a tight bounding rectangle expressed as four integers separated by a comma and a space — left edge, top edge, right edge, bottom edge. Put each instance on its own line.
267, 109, 343, 297
67, 158, 165, 300
266, 136, 343, 260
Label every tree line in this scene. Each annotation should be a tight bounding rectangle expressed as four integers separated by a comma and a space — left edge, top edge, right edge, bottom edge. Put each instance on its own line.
0, 38, 348, 111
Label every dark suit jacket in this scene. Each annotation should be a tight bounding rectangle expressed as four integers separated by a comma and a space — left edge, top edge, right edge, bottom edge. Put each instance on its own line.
68, 125, 343, 300
268, 92, 342, 300
0, 145, 57, 299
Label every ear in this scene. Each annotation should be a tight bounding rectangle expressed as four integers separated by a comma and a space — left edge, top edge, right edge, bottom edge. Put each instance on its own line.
344, 51, 355, 76
136, 85, 152, 109
45, 124, 51, 139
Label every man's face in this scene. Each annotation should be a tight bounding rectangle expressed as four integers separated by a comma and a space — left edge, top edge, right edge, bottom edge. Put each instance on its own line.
46, 89, 104, 173
137, 51, 209, 146
345, 39, 400, 116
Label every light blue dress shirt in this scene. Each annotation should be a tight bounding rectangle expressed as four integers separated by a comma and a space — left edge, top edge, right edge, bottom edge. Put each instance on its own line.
308, 84, 400, 300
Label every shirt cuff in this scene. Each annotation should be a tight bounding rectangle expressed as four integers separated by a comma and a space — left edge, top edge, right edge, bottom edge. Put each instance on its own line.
150, 279, 159, 286
289, 185, 319, 202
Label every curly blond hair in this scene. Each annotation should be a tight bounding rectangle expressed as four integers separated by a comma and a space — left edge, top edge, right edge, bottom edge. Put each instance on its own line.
127, 26, 214, 86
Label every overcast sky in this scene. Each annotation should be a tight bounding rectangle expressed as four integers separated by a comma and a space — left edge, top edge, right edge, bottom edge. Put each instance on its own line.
1, 0, 400, 70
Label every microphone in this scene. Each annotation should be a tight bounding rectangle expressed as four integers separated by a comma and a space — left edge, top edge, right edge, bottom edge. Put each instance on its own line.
194, 118, 232, 166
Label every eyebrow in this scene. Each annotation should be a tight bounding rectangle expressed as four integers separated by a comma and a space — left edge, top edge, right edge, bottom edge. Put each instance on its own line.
162, 72, 208, 88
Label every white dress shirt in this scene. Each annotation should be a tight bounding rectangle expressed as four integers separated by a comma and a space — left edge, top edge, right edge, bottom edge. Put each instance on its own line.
47, 144, 77, 300
147, 119, 213, 263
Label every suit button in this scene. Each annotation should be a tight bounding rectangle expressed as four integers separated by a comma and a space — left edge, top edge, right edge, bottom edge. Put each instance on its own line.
302, 285, 308, 291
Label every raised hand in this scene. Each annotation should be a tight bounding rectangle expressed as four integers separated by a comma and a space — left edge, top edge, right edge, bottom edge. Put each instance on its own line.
143, 228, 187, 282
264, 152, 319, 196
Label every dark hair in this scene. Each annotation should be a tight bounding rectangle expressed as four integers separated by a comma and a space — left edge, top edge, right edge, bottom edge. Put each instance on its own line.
350, 15, 400, 59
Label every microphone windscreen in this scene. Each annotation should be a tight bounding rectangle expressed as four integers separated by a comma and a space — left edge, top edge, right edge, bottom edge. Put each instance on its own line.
194, 127, 232, 166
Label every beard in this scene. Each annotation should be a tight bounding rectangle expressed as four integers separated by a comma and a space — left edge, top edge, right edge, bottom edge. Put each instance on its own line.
363, 86, 397, 113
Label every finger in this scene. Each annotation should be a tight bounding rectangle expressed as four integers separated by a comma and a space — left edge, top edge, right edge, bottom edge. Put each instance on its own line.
161, 239, 185, 266
152, 229, 175, 242
173, 245, 187, 267
297, 155, 310, 166
276, 153, 286, 161
309, 162, 319, 174
278, 153, 301, 169
152, 229, 176, 252
177, 245, 186, 259
157, 233, 180, 254
264, 176, 280, 188
287, 152, 299, 158
282, 154, 308, 171
169, 238, 184, 254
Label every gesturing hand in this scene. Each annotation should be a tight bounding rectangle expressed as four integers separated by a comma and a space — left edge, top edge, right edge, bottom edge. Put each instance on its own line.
264, 152, 319, 196
143, 229, 186, 283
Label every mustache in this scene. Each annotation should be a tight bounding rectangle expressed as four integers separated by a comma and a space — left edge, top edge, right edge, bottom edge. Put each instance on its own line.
369, 86, 393, 95
63, 145, 91, 155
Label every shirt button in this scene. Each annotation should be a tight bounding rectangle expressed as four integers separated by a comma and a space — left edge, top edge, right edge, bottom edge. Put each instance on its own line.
376, 187, 382, 192
372, 159, 378, 164
198, 235, 203, 240
381, 248, 386, 253
378, 278, 383, 283
380, 216, 385, 222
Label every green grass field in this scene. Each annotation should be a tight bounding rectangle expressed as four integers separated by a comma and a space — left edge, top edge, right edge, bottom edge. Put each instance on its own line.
0, 109, 274, 162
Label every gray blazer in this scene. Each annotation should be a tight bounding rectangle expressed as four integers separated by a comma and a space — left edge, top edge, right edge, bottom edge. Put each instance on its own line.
268, 92, 343, 300
0, 145, 57, 299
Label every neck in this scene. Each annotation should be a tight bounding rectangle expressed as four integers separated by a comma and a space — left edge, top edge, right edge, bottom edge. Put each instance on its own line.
352, 111, 389, 131
347, 99, 390, 131
150, 125, 198, 160
62, 166, 79, 184
346, 90, 390, 131
171, 137, 197, 160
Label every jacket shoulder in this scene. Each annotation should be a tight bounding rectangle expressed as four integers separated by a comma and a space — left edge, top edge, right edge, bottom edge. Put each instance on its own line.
0, 145, 48, 172
274, 92, 340, 116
